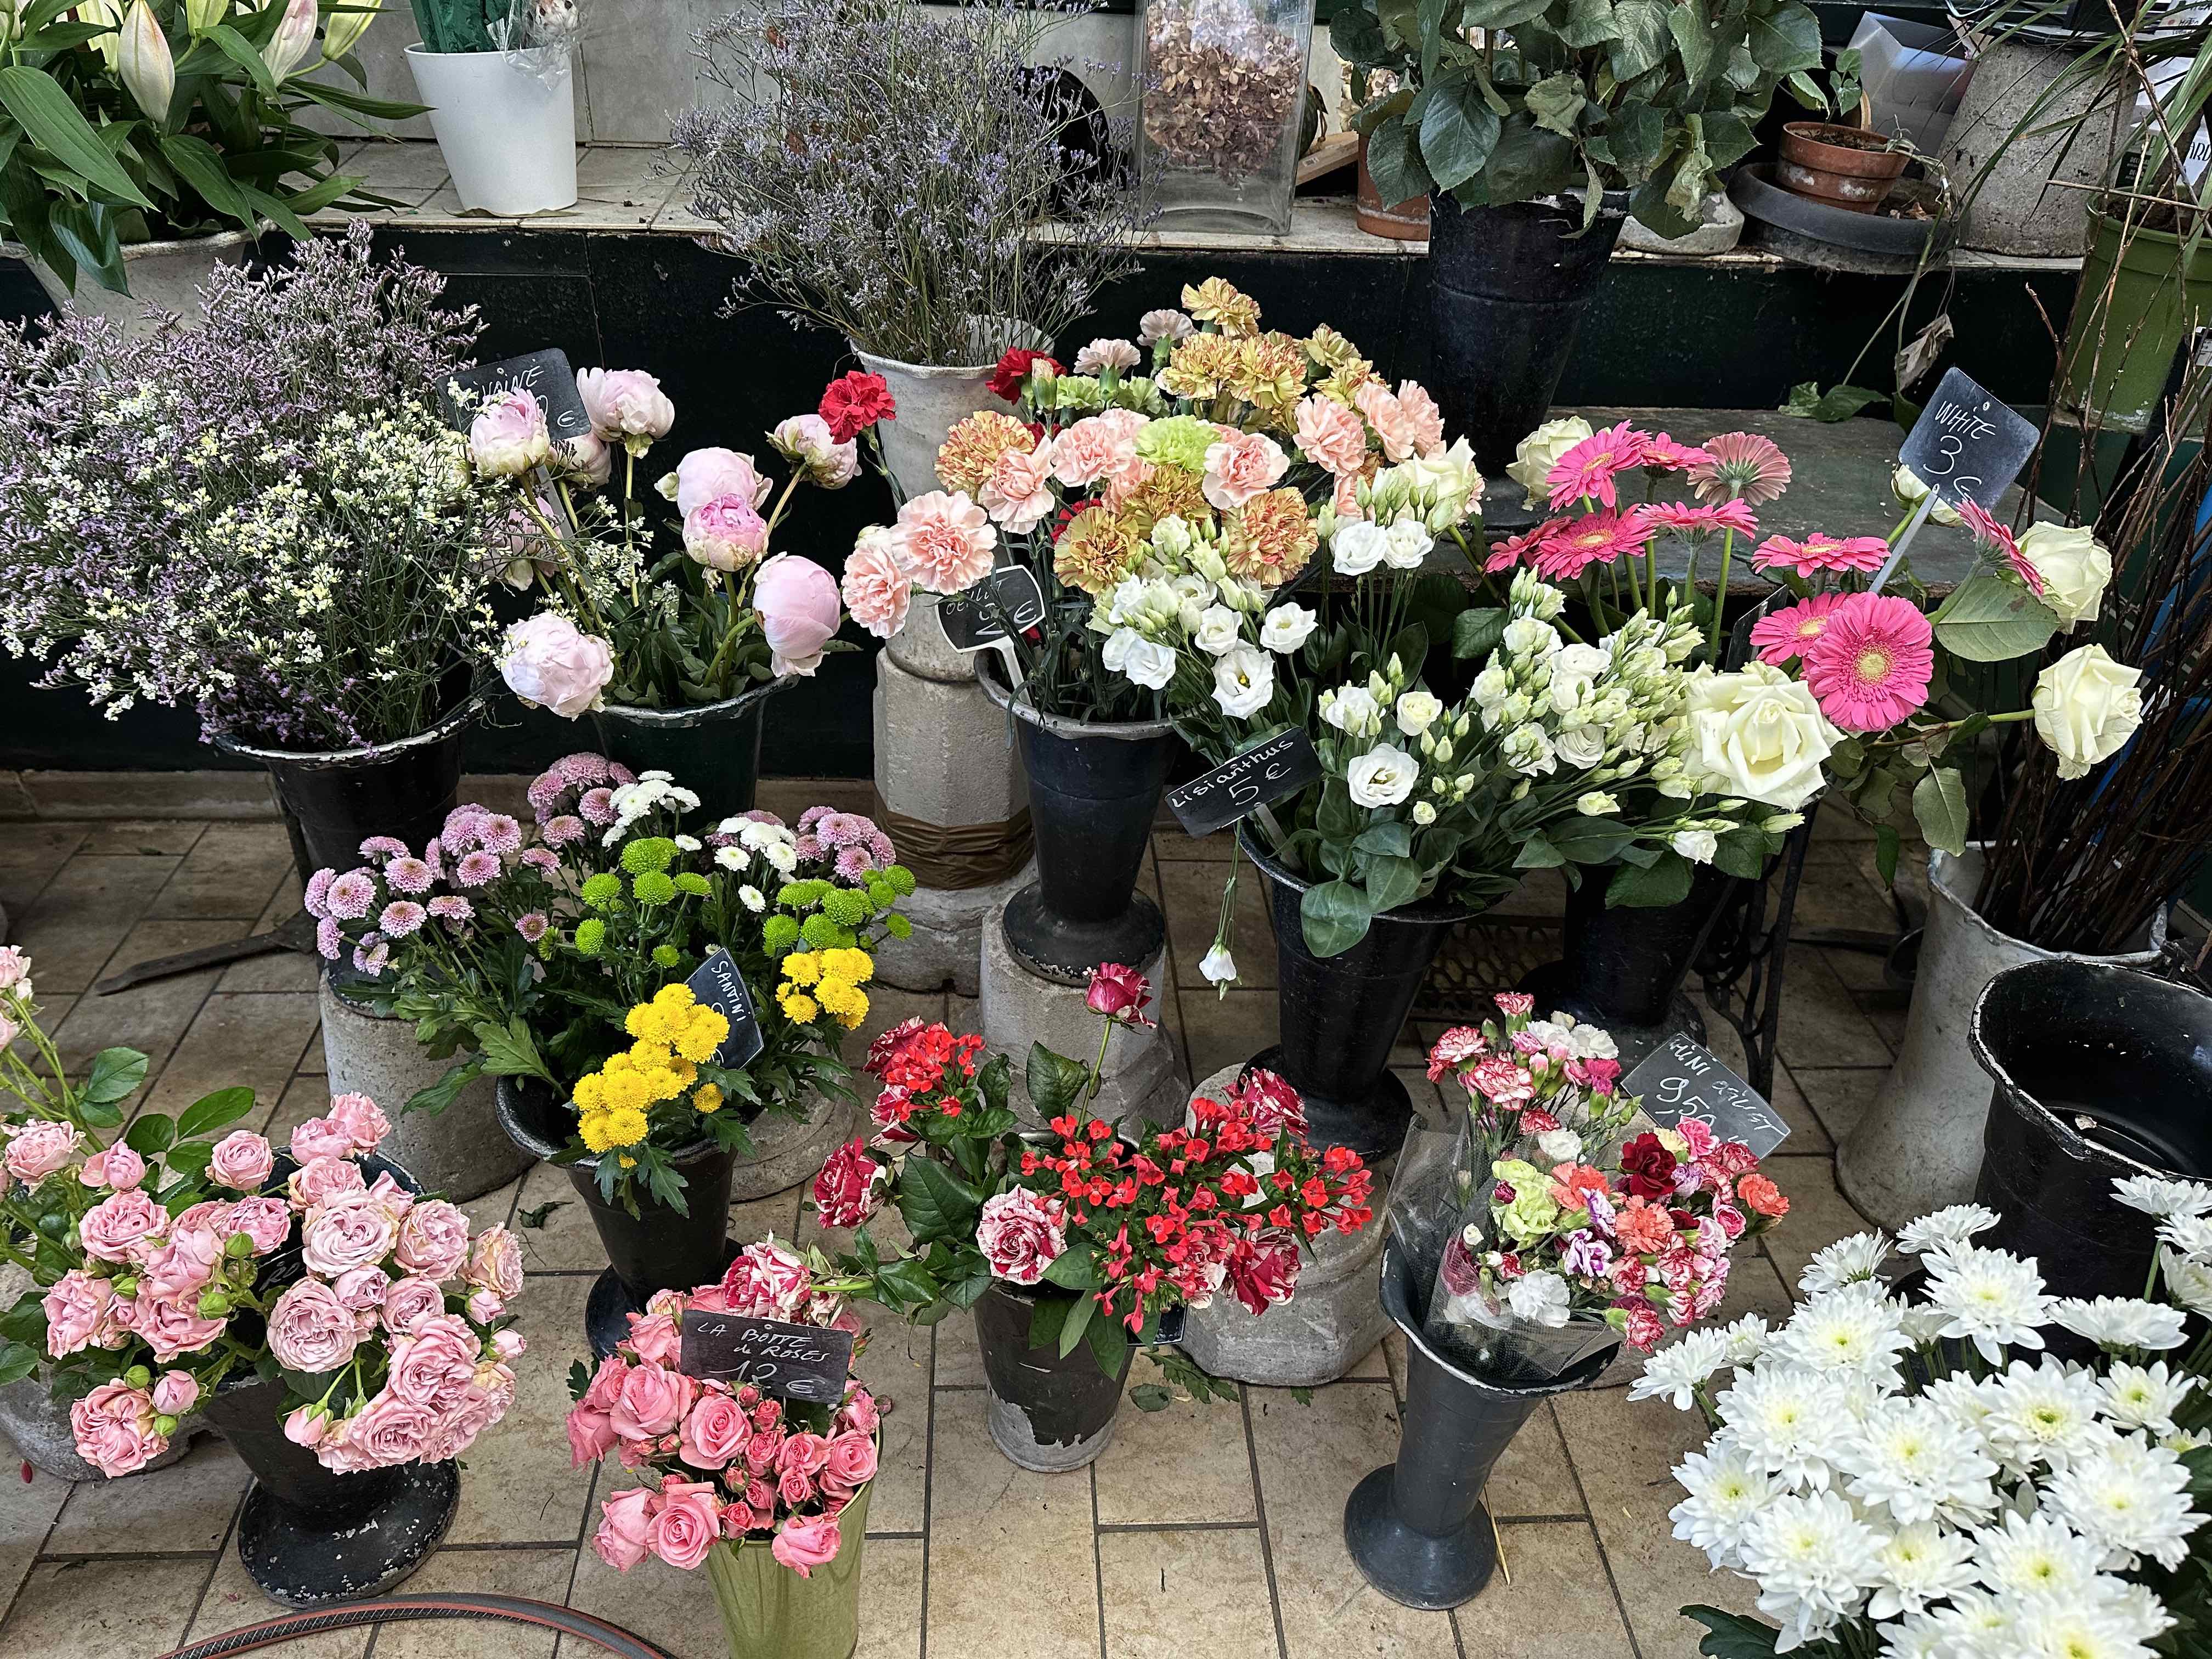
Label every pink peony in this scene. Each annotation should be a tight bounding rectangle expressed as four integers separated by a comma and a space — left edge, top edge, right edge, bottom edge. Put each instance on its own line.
4, 1120, 81, 1185
393, 1200, 472, 1280
326, 1094, 391, 1153
1293, 395, 1370, 477
268, 1278, 365, 1373
467, 390, 551, 477
1202, 431, 1289, 510
501, 612, 615, 720
610, 1363, 697, 1439
464, 1225, 524, 1300
207, 1130, 275, 1191
151, 1370, 198, 1417
227, 1195, 294, 1254
78, 1188, 165, 1263
80, 1144, 144, 1192
888, 491, 996, 595
753, 554, 843, 677
839, 528, 910, 640
772, 1516, 843, 1577
42, 1271, 122, 1357
593, 1487, 658, 1572
301, 1194, 398, 1278
1802, 591, 1933, 735
679, 1392, 752, 1470
975, 1189, 1068, 1286
71, 1383, 164, 1477
650, 1477, 723, 1571
811, 1138, 889, 1230
684, 494, 771, 572
770, 414, 861, 489
665, 447, 771, 516
577, 368, 675, 449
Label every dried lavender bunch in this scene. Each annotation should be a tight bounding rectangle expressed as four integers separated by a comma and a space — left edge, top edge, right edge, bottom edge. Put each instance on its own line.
675, 0, 1149, 366
0, 222, 520, 752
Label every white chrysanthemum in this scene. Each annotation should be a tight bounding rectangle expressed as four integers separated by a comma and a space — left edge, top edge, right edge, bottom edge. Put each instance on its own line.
1865, 1520, 1981, 1620
1801, 1231, 1892, 1295
2015, 1594, 2173, 1659
2158, 1245, 2212, 1317
1885, 1587, 2013, 1659
1897, 1303, 1952, 1346
1972, 1509, 2107, 1601
2051, 1295, 2188, 1353
2156, 1212, 2212, 1259
1670, 1439, 1782, 1568
1738, 1490, 1882, 1652
2100, 1361, 2198, 1435
1774, 1284, 1914, 1381
2111, 1173, 2212, 1223
1894, 1203, 2000, 1258
2043, 1436, 2207, 1571
1717, 1364, 1854, 1490
1925, 1244, 2052, 1362
1837, 1397, 2000, 1527
1632, 1327, 1734, 1409
1979, 1359, 2117, 1474
1716, 1313, 1771, 1367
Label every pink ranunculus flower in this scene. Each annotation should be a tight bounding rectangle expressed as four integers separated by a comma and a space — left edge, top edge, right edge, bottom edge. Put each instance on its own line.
650, 1477, 724, 1571
463, 1224, 524, 1300
301, 1194, 399, 1278
772, 1515, 843, 1578
975, 1189, 1068, 1286
206, 1130, 275, 1191
578, 368, 675, 452
4, 1120, 82, 1185
467, 390, 552, 477
501, 612, 616, 720
80, 1144, 145, 1192
151, 1370, 199, 1417
754, 553, 843, 677
42, 1271, 121, 1357
1294, 394, 1371, 477
326, 1094, 391, 1154
268, 1278, 365, 1373
888, 490, 996, 595
610, 1363, 697, 1440
979, 442, 1058, 534
839, 527, 911, 640
290, 1116, 353, 1164
78, 1187, 165, 1263
393, 1199, 472, 1280
770, 414, 860, 489
663, 447, 771, 516
684, 493, 772, 572
71, 1382, 164, 1477
594, 1486, 658, 1572
1202, 431, 1289, 510
679, 1392, 752, 1470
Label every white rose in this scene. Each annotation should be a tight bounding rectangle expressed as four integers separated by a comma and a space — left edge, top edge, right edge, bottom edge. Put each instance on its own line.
1324, 684, 1380, 733
1395, 691, 1444, 736
1891, 464, 1962, 527
1682, 662, 1839, 811
1346, 744, 1418, 808
1535, 1128, 1583, 1164
1193, 604, 1242, 657
1211, 645, 1274, 719
1506, 1270, 1572, 1328
2032, 645, 2142, 780
2015, 522, 2112, 629
1331, 521, 1389, 576
1383, 520, 1434, 570
1506, 417, 1593, 510
1554, 725, 1607, 769
1260, 603, 1318, 653
1671, 829, 1719, 864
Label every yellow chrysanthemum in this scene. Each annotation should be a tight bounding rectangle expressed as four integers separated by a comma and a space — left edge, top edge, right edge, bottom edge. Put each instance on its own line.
815, 978, 869, 1030
822, 947, 874, 986
629, 1038, 675, 1070
694, 1084, 724, 1115
617, 1154, 637, 1170
1183, 277, 1260, 336
602, 1105, 650, 1147
778, 984, 819, 1024
672, 1007, 729, 1064
782, 950, 824, 988
1053, 505, 1141, 596
573, 1074, 607, 1114
578, 1110, 618, 1152
935, 411, 1035, 495
653, 984, 697, 1011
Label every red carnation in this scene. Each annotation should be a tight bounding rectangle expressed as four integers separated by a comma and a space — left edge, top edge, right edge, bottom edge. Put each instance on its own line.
1620, 1132, 1680, 1202
986, 348, 1061, 404
819, 372, 896, 444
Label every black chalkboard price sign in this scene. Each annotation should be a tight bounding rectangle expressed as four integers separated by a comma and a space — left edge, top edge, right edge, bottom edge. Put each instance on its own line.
685, 947, 765, 1071
1897, 368, 2040, 512
679, 1311, 854, 1405
1623, 1034, 1792, 1159
937, 566, 1048, 652
442, 348, 594, 444
1165, 729, 1323, 837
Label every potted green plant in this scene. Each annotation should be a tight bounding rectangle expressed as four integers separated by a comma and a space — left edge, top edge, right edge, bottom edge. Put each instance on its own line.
0, 0, 405, 325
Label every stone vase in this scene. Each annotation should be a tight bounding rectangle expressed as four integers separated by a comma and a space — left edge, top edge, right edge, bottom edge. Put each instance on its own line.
6, 227, 256, 338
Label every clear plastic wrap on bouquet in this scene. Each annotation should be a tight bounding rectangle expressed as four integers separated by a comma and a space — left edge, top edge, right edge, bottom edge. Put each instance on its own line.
1422, 1219, 1621, 1387
493, 0, 580, 82
1384, 1122, 1474, 1295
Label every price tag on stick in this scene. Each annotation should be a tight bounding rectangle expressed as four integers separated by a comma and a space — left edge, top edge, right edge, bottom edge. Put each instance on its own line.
1165, 729, 1324, 838
442, 347, 594, 444
679, 1311, 854, 1405
1872, 368, 2041, 594
685, 947, 765, 1071
1623, 1033, 1792, 1160
936, 566, 1048, 652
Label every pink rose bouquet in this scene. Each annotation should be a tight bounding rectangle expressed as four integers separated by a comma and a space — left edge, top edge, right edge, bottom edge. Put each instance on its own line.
568, 1246, 881, 1581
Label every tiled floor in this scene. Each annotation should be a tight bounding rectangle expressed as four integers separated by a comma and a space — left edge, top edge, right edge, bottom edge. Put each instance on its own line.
0, 793, 1918, 1659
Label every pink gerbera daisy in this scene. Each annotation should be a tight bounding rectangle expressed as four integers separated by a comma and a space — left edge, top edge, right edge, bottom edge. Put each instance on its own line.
1957, 498, 2045, 596
1687, 432, 1793, 506
1546, 421, 1651, 510
1534, 509, 1654, 579
1641, 432, 1716, 471
1802, 592, 1934, 733
1485, 517, 1567, 573
1750, 532, 1889, 578
1747, 591, 1847, 666
1644, 499, 1759, 540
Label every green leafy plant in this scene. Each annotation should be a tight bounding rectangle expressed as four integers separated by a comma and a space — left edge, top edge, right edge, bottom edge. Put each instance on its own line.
407, 0, 505, 51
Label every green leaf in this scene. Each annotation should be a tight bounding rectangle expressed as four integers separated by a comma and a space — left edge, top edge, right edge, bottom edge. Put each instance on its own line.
80, 1047, 149, 1107
1058, 1286, 1096, 1358
1364, 112, 1435, 213
1451, 605, 1506, 661
1911, 766, 1970, 856
1668, 0, 1714, 83
1025, 1293, 1069, 1351
46, 199, 123, 294
1085, 1309, 1130, 1379
1524, 72, 1587, 138
1300, 880, 1374, 958
895, 1155, 983, 1246
1681, 1606, 1784, 1658
1363, 853, 1422, 916
403, 1059, 482, 1119
208, 22, 280, 96
1042, 1246, 1103, 1291
1607, 854, 1695, 907
0, 67, 153, 208
1417, 81, 1500, 191
176, 1086, 255, 1141
1607, 0, 1674, 79
1330, 3, 1389, 64
1780, 380, 1886, 422
1130, 1382, 1174, 1412
1875, 823, 1901, 888
1929, 573, 2060, 663
1474, 121, 1577, 204
123, 1113, 176, 1156
1353, 821, 1413, 859
518, 1199, 567, 1229
1745, 4, 1821, 75
1514, 834, 1566, 870
156, 132, 252, 224
0, 1340, 38, 1388
1550, 815, 1639, 865
1025, 1042, 1092, 1122
471, 1017, 552, 1081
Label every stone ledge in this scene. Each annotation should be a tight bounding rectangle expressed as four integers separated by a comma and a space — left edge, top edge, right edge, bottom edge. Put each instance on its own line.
0, 770, 875, 821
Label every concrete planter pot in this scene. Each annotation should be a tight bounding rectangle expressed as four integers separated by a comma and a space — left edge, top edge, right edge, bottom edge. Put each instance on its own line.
5, 227, 255, 337
1837, 845, 2166, 1231
853, 321, 1042, 504
0, 1375, 195, 1482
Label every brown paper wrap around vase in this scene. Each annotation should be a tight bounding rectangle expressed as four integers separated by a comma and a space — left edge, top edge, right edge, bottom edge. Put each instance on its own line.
873, 794, 1034, 890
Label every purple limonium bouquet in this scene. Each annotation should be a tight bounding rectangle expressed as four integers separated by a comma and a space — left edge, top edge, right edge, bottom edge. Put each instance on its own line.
0, 223, 523, 752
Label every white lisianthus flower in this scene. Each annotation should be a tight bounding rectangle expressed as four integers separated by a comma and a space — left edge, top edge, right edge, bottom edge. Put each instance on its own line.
1577, 791, 1620, 816
1211, 645, 1274, 718
2016, 522, 2112, 629
1671, 828, 1719, 864
1507, 416, 1593, 509
1331, 520, 1389, 575
1259, 603, 1317, 653
1410, 801, 1437, 825
1122, 638, 1176, 690
2033, 645, 2142, 780
1381, 519, 1433, 569
1198, 941, 1237, 986
1554, 725, 1607, 769
1346, 744, 1418, 808
1471, 665, 1512, 712
1395, 691, 1443, 736
1682, 662, 1839, 811
1323, 684, 1380, 733
1505, 1269, 1571, 1328
1502, 616, 1561, 658
1193, 605, 1242, 657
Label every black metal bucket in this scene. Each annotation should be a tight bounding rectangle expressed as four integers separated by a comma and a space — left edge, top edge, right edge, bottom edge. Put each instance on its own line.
589, 678, 791, 825
1970, 958, 2212, 1302
972, 1283, 1136, 1471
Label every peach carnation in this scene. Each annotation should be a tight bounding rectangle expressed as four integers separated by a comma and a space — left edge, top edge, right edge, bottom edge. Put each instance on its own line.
890, 492, 997, 595
935, 411, 1035, 496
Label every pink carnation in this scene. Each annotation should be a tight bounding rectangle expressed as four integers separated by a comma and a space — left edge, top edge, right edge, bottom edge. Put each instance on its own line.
889, 490, 996, 595
839, 528, 911, 640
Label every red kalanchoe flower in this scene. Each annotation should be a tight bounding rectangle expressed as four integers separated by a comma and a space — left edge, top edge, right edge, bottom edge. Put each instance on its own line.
986, 348, 1062, 404
1084, 963, 1154, 1027
818, 372, 896, 444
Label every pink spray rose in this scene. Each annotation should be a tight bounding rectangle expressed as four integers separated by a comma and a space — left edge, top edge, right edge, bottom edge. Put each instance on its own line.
301, 1194, 398, 1278
822, 1430, 878, 1496
610, 1363, 697, 1439
834, 1387, 880, 1437
340, 1391, 438, 1469
578, 368, 676, 451
753, 554, 843, 677
593, 1487, 658, 1571
70, 1382, 164, 1477
501, 612, 616, 720
78, 1188, 165, 1263
325, 1094, 392, 1154
663, 447, 771, 516
771, 1516, 843, 1577
467, 390, 552, 476
42, 1271, 122, 1357
464, 1225, 524, 1299
4, 1120, 82, 1185
284, 1406, 329, 1447
207, 1130, 275, 1190
888, 490, 996, 594
331, 1266, 390, 1313
684, 494, 771, 572
975, 1189, 1068, 1286
267, 1278, 366, 1373
465, 1288, 505, 1324
227, 1195, 294, 1254
151, 1370, 199, 1417
131, 1291, 227, 1364
80, 1144, 145, 1192
1201, 431, 1289, 509
392, 1200, 472, 1280
838, 527, 910, 640
287, 1154, 365, 1211
289, 1116, 354, 1164
567, 1403, 618, 1467
624, 1311, 681, 1368
679, 1392, 752, 1470
387, 1314, 482, 1413
649, 1477, 724, 1571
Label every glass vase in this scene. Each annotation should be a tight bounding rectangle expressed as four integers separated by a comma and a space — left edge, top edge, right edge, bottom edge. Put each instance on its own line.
702, 1483, 873, 1659
1137, 0, 1312, 234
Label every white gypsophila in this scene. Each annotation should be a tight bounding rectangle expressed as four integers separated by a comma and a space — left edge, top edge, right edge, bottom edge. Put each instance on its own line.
2051, 1296, 2190, 1353
2100, 1362, 2199, 1436
1865, 1522, 1982, 1621
1774, 1284, 1914, 1381
1924, 1244, 2052, 1362
1670, 1438, 1783, 1567
1837, 1397, 2001, 1527
1894, 1204, 2000, 1260
2112, 1174, 2212, 1223
1630, 1326, 1734, 1409
1717, 1364, 1857, 1491
1801, 1231, 1893, 1296
2043, 1435, 2207, 1571
1738, 1489, 1882, 1652
1977, 1359, 2117, 1474
1506, 1269, 1571, 1328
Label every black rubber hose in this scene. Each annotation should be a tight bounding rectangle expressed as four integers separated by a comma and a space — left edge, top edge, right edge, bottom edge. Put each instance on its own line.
160, 1593, 679, 1659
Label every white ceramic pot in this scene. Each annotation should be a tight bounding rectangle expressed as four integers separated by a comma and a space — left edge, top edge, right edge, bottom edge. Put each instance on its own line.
405, 44, 578, 216
5, 228, 255, 338
1836, 845, 2168, 1230
852, 317, 1048, 504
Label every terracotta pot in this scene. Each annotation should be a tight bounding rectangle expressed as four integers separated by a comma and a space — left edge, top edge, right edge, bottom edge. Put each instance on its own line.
1776, 122, 1910, 213
1355, 134, 1427, 240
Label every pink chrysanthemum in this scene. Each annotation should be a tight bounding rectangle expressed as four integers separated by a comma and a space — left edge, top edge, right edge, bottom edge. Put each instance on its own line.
1687, 432, 1793, 506
477, 815, 523, 855
1957, 499, 2045, 596
516, 912, 550, 943
455, 851, 503, 887
358, 836, 409, 862
1485, 518, 1567, 573
427, 895, 474, 929
378, 901, 426, 938
1750, 532, 1889, 578
325, 870, 376, 922
1802, 592, 1934, 733
541, 815, 586, 848
579, 788, 617, 827
1641, 432, 1716, 472
1747, 591, 1847, 667
1545, 421, 1651, 510
1644, 499, 1759, 541
1534, 509, 1654, 579
519, 849, 560, 877
441, 806, 488, 851
385, 856, 435, 895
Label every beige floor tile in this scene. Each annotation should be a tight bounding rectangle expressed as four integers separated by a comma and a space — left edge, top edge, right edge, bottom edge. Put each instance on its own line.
932, 1307, 985, 1389
1344, 1338, 1389, 1380
0, 825, 87, 917
184, 1545, 370, 1657
1681, 1008, 1829, 1154
856, 1534, 924, 1659
145, 822, 294, 921
12, 854, 186, 994
1247, 1384, 1457, 1659
847, 1305, 930, 1534
924, 1404, 1099, 1659
264, 1072, 341, 1142
1176, 990, 1277, 1082
1160, 860, 1275, 991
729, 1186, 808, 1252
1554, 1388, 1762, 1659
0, 1555, 207, 1657
72, 821, 205, 857
1152, 823, 1234, 863
1786, 862, 1901, 938
1774, 947, 1891, 1070
140, 991, 320, 1119
510, 1163, 607, 1273
49, 918, 238, 1079
1759, 1156, 1875, 1294
215, 885, 320, 992
1099, 1527, 1275, 1659
465, 1176, 525, 1233
1788, 1065, 1888, 1147
1094, 1354, 1255, 1526
379, 1548, 576, 1659
445, 1274, 597, 1545
299, 1018, 328, 1074
563, 1531, 719, 1658
0, 1460, 69, 1621
1485, 1401, 1583, 1520
1455, 1521, 1637, 1658
46, 1436, 247, 1555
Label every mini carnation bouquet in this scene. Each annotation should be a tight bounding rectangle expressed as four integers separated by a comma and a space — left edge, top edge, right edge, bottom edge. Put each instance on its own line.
478, 364, 856, 720
1636, 1180, 2212, 1658
0, 958, 527, 1477
1396, 995, 1788, 1385
810, 965, 1374, 1396
307, 753, 914, 1212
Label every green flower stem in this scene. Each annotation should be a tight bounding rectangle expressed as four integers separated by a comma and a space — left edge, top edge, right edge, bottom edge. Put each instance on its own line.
1706, 524, 1738, 663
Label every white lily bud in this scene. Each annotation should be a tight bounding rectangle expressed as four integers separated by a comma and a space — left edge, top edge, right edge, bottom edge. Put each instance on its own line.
321, 0, 374, 58
262, 0, 318, 83
184, 0, 228, 33
118, 0, 174, 122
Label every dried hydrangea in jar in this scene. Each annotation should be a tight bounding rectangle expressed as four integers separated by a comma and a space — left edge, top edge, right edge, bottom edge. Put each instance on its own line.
1138, 0, 1312, 233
